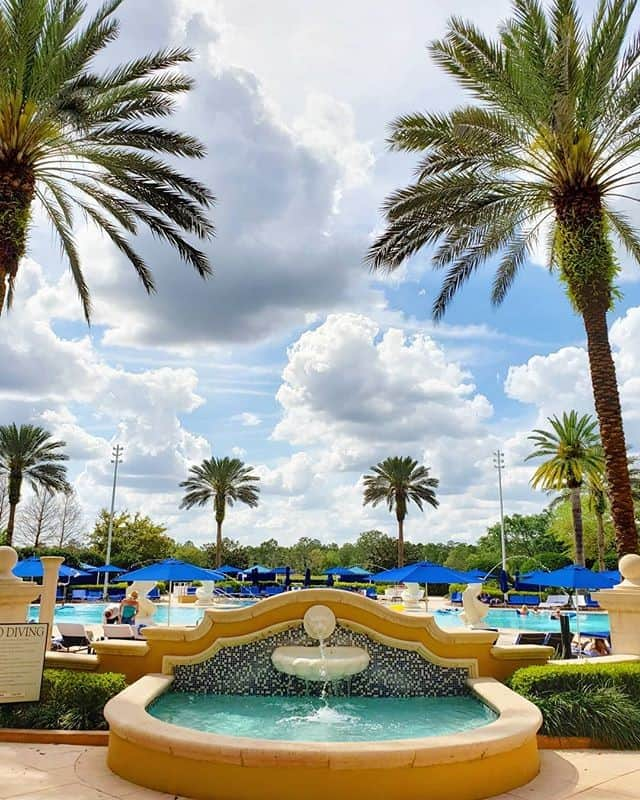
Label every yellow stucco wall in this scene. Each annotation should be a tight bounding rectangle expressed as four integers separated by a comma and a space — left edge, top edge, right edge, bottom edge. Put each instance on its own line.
92, 589, 551, 682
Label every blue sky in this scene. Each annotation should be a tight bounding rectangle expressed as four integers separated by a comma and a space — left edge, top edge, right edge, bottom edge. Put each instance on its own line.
3, 0, 640, 548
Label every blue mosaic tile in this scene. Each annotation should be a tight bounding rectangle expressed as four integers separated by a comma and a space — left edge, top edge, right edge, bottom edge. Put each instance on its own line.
172, 624, 469, 698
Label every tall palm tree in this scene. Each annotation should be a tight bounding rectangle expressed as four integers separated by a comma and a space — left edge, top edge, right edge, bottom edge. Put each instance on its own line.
527, 412, 604, 566
368, 0, 640, 557
0, 423, 70, 546
362, 456, 439, 567
0, 0, 214, 320
179, 457, 260, 568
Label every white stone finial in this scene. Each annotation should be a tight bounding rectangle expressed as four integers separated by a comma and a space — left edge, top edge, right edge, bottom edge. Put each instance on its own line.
303, 605, 336, 641
619, 554, 640, 588
0, 546, 20, 582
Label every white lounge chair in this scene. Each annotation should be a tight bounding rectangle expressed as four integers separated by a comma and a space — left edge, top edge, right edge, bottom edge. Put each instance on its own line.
102, 624, 136, 641
539, 594, 570, 610
56, 623, 94, 653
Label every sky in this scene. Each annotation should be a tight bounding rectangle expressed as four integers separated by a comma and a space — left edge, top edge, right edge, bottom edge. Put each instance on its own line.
3, 0, 640, 550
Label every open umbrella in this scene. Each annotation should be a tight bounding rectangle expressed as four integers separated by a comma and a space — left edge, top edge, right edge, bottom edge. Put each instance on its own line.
325, 566, 373, 581
13, 557, 88, 580
217, 565, 240, 576
373, 561, 470, 610
520, 564, 617, 650
117, 559, 226, 625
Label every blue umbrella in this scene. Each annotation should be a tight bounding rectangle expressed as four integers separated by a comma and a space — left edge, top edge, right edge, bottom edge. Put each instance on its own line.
284, 566, 291, 590
117, 559, 227, 624
325, 566, 373, 580
600, 569, 621, 584
326, 573, 335, 587
372, 561, 469, 584
240, 564, 275, 578
94, 564, 124, 574
273, 566, 289, 575
217, 565, 240, 576
13, 557, 88, 580
463, 568, 487, 582
80, 562, 98, 572
498, 569, 510, 594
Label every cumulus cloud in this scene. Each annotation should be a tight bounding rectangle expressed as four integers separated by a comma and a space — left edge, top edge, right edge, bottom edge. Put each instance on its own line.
232, 412, 262, 427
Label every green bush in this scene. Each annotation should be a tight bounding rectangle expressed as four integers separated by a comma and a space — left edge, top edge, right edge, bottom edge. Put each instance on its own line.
509, 663, 640, 748
0, 669, 126, 730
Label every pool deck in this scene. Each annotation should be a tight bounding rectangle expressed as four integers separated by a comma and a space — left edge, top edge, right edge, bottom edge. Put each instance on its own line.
0, 744, 638, 799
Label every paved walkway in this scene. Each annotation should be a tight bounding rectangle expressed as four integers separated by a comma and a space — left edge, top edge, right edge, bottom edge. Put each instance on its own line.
0, 744, 639, 799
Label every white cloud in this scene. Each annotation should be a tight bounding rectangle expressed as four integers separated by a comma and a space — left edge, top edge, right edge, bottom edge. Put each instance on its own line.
232, 412, 262, 427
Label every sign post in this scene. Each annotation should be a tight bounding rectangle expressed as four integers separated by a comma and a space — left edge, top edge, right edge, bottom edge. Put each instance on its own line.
0, 623, 48, 703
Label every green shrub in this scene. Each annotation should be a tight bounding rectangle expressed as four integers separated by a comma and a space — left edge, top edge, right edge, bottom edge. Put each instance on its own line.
0, 669, 126, 730
509, 663, 640, 748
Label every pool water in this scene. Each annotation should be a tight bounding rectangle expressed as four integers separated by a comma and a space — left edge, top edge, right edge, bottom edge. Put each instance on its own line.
148, 692, 497, 742
435, 608, 610, 634
29, 601, 253, 627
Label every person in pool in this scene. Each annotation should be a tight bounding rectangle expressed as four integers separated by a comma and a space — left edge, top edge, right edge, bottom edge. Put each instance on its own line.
103, 604, 120, 625
517, 605, 530, 616
119, 590, 139, 625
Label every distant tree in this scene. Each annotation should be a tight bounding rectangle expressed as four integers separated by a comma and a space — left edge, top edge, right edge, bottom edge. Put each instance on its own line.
353, 530, 398, 572
172, 540, 207, 567
527, 412, 604, 566
204, 537, 251, 571
180, 457, 260, 567
0, 424, 70, 546
16, 489, 58, 547
588, 483, 608, 571
55, 488, 84, 548
88, 510, 174, 568
363, 457, 439, 566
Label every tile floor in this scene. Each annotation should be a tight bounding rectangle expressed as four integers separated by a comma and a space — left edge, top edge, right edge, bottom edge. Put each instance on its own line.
0, 744, 638, 799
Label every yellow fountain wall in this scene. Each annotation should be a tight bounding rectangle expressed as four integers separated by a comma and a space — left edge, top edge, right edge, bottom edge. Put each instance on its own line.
92, 588, 551, 682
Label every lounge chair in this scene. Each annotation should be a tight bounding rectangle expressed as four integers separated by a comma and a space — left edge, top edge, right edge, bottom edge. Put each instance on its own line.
56, 623, 94, 653
450, 591, 463, 605
507, 594, 540, 607
71, 589, 87, 601
262, 586, 284, 597
102, 624, 136, 641
108, 589, 126, 601
146, 587, 160, 600
539, 594, 570, 610
514, 632, 547, 646
86, 589, 102, 601
543, 632, 564, 657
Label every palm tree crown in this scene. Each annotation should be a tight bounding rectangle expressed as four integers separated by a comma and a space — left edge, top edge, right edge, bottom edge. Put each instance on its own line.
180, 457, 260, 567
527, 411, 604, 565
0, 0, 215, 320
0, 423, 69, 546
363, 456, 439, 567
368, 0, 640, 556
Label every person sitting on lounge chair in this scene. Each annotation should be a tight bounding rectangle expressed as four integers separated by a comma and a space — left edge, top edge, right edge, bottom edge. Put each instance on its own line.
119, 591, 139, 625
584, 637, 610, 657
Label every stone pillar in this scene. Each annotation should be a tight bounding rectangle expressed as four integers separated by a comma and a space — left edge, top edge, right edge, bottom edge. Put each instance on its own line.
0, 546, 41, 623
594, 554, 640, 656
39, 556, 63, 649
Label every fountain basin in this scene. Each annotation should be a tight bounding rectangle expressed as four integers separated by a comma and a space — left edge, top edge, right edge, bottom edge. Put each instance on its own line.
271, 645, 369, 681
105, 674, 542, 800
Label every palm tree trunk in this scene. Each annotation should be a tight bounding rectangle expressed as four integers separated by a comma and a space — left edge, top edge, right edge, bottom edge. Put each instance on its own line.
582, 302, 638, 556
397, 515, 405, 568
570, 486, 585, 566
595, 510, 606, 571
6, 501, 16, 547
215, 519, 223, 568
0, 165, 35, 315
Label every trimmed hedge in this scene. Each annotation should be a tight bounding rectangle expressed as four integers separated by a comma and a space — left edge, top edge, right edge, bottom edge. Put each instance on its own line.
0, 669, 126, 731
509, 663, 640, 748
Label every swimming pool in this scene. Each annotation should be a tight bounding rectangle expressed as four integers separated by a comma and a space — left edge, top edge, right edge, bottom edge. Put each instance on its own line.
30, 601, 254, 626
435, 608, 610, 634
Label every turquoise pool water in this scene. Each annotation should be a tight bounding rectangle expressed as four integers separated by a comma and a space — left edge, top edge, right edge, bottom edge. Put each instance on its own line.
32, 602, 610, 633
30, 601, 254, 626
148, 692, 497, 742
435, 608, 610, 634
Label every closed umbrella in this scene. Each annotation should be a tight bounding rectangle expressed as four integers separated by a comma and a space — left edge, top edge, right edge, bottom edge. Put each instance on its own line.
326, 573, 335, 587
303, 568, 312, 587
117, 559, 226, 625
284, 566, 291, 591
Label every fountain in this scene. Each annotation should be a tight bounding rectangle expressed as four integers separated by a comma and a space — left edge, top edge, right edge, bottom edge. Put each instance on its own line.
271, 605, 369, 681
103, 588, 547, 800
460, 583, 489, 628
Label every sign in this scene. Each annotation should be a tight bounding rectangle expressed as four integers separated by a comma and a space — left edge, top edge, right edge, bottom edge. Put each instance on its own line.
0, 623, 48, 703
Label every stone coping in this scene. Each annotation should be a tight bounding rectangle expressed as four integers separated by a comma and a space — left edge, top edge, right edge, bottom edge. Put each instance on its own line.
104, 673, 542, 770
142, 589, 501, 646
491, 644, 555, 661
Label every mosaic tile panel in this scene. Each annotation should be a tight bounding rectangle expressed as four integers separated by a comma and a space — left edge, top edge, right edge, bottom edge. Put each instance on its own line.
172, 624, 469, 697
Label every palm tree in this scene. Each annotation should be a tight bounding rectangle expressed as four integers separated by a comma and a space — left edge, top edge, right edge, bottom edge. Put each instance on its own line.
362, 456, 439, 567
587, 481, 608, 571
527, 412, 604, 566
368, 0, 640, 557
0, 423, 70, 546
0, 0, 214, 320
179, 457, 260, 567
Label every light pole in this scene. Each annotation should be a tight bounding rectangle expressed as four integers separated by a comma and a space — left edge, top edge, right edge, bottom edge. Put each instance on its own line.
103, 444, 123, 600
493, 449, 507, 581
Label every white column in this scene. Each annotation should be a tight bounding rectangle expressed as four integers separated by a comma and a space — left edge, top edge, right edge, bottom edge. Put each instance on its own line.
594, 554, 640, 656
0, 547, 41, 623
38, 556, 63, 649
